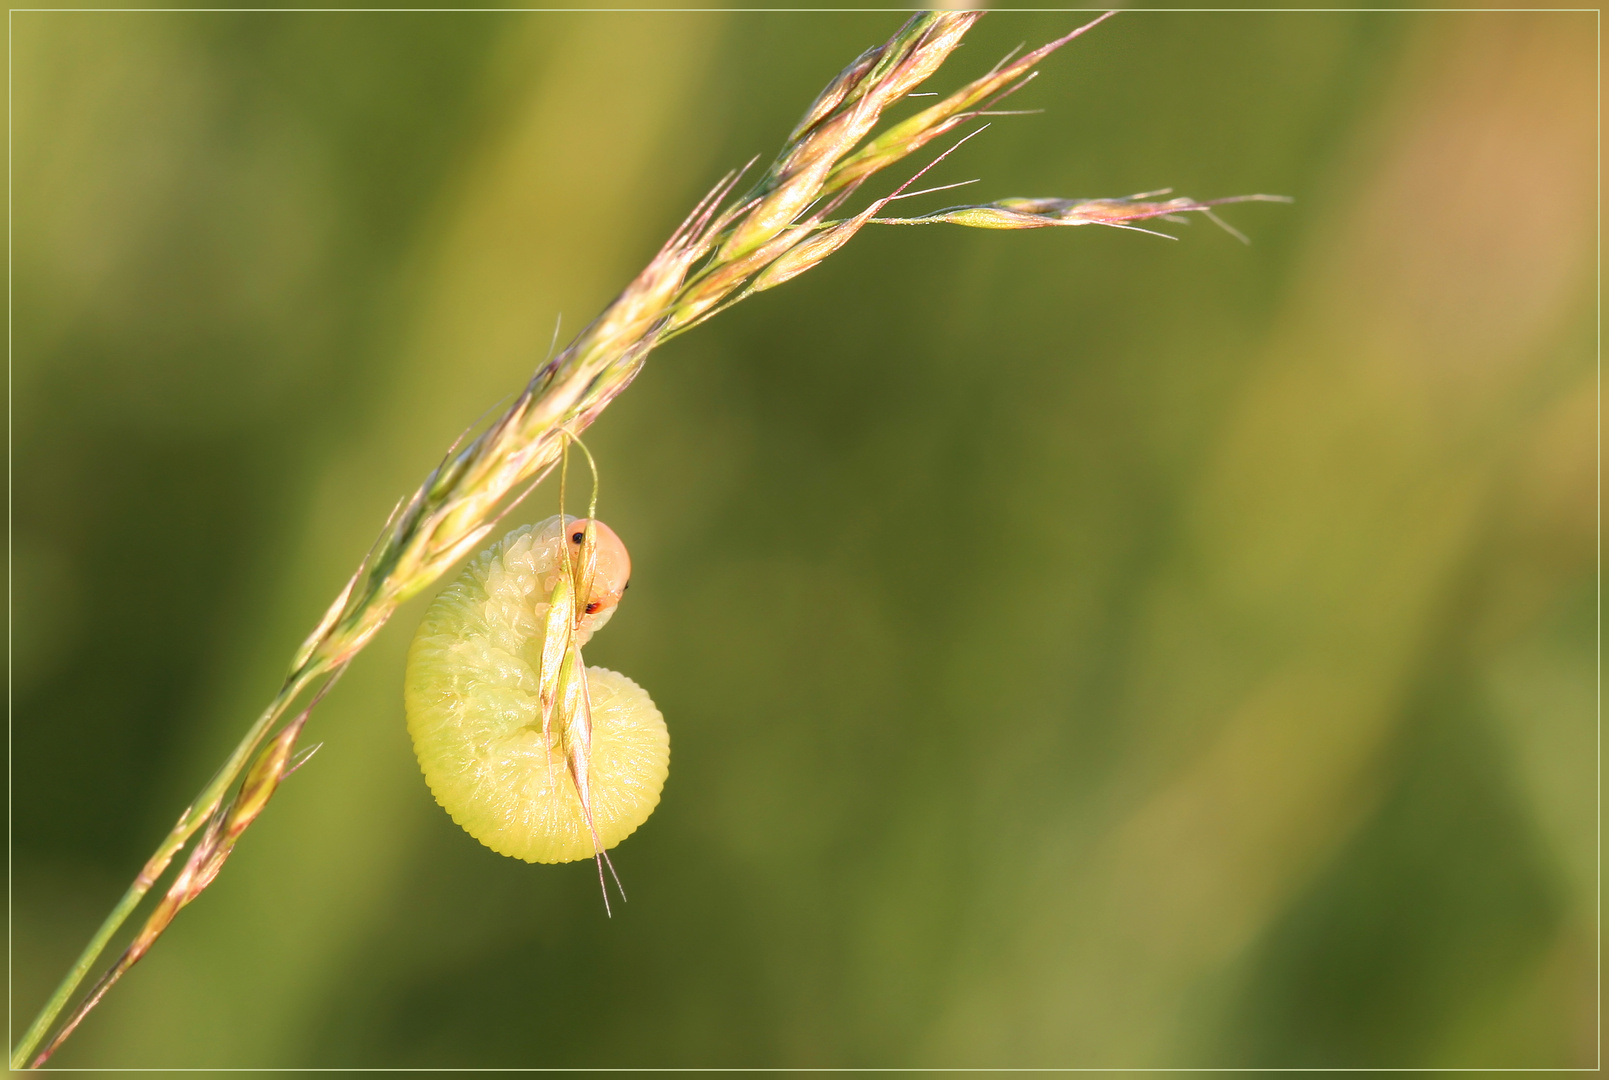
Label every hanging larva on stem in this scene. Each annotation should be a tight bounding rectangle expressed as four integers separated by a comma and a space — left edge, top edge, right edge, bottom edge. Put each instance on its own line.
16, 12, 1295, 1066
404, 439, 666, 912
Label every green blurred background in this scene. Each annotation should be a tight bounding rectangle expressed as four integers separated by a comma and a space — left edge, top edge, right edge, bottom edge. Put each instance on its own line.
10, 8, 1596, 1068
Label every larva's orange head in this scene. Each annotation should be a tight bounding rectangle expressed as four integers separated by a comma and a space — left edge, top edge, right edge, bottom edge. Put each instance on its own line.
565, 518, 631, 620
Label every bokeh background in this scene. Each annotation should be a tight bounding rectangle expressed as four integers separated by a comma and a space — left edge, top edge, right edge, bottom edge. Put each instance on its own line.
10, 8, 1596, 1069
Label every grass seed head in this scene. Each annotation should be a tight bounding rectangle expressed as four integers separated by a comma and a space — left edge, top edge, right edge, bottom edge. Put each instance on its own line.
17, 10, 1295, 1066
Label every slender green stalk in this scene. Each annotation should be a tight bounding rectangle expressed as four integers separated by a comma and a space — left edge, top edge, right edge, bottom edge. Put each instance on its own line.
13, 10, 1283, 1067
12, 882, 142, 1069
12, 672, 318, 1069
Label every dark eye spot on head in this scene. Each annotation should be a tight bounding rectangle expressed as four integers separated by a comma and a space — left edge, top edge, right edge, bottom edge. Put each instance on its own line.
622, 580, 630, 591
584, 601, 601, 614
571, 531, 585, 544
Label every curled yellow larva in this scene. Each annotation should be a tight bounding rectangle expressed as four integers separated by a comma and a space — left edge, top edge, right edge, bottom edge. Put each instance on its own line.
404, 516, 667, 864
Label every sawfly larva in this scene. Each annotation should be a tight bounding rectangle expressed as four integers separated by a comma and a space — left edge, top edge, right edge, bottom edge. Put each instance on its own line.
404, 514, 666, 901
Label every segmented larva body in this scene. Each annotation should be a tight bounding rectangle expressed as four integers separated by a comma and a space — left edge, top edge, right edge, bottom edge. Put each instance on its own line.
404, 516, 667, 864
